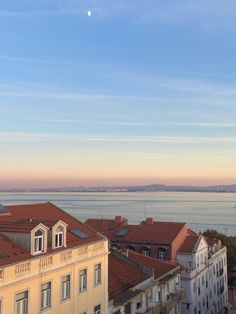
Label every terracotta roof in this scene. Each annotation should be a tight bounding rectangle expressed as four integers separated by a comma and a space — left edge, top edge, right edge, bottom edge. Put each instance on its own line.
108, 253, 149, 301
178, 235, 199, 253
86, 218, 187, 245
127, 250, 179, 280
0, 234, 30, 266
0, 202, 104, 265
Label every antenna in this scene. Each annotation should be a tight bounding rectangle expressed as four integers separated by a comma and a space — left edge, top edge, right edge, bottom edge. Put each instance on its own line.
144, 202, 147, 219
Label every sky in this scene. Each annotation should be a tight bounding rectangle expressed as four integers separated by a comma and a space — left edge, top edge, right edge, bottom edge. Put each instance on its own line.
1, 0, 236, 188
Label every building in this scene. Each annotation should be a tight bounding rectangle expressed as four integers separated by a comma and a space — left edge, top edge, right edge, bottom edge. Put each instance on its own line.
86, 217, 188, 263
177, 233, 228, 314
86, 216, 229, 314
108, 250, 183, 314
0, 202, 109, 314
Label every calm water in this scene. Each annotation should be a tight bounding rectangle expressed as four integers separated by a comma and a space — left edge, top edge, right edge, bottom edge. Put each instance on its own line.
0, 192, 236, 235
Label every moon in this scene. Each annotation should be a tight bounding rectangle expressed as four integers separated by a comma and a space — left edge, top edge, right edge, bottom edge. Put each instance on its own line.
87, 10, 92, 17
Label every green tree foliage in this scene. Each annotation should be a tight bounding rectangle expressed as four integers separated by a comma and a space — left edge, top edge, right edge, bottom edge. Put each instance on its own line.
203, 229, 236, 270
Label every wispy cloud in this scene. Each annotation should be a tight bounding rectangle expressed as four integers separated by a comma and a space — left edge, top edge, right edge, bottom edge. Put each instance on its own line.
0, 55, 100, 69
32, 118, 152, 127
166, 122, 236, 128
1, 132, 236, 144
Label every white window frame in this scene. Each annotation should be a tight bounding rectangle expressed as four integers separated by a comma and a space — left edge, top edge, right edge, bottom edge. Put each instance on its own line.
158, 247, 167, 260
15, 291, 28, 314
34, 229, 44, 253
61, 275, 70, 300
55, 226, 63, 248
142, 247, 150, 256
94, 264, 101, 286
94, 304, 101, 314
41, 282, 51, 310
79, 269, 87, 292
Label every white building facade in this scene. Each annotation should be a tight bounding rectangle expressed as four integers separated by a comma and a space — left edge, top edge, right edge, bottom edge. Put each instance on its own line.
177, 234, 228, 314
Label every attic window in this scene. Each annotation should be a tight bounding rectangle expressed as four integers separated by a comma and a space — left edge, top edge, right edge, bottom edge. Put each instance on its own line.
34, 229, 44, 253
55, 226, 63, 248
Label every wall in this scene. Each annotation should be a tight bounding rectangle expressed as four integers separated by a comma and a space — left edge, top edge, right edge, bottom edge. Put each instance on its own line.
0, 240, 108, 314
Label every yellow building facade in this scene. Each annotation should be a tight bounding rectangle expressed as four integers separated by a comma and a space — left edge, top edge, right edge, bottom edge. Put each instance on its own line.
0, 203, 109, 314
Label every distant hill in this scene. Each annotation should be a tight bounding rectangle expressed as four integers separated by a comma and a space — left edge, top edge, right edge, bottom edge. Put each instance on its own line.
1, 184, 236, 193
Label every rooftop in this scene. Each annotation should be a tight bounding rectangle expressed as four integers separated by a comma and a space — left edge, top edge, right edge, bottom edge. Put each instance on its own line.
108, 252, 149, 301
86, 216, 187, 244
0, 234, 31, 266
0, 202, 105, 265
127, 250, 179, 280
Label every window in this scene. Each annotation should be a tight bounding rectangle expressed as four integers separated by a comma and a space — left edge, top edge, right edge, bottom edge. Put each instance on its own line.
79, 269, 87, 292
55, 226, 63, 248
127, 245, 135, 251
34, 229, 44, 253
158, 247, 167, 260
141, 247, 150, 256
15, 291, 28, 314
41, 282, 51, 310
94, 264, 101, 285
61, 275, 70, 300
94, 304, 101, 314
136, 301, 142, 309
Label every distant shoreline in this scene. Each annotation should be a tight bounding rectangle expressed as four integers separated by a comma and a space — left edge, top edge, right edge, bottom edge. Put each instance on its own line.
0, 183, 236, 193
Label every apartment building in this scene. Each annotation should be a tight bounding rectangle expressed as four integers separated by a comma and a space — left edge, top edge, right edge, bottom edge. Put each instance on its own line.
86, 217, 188, 262
109, 250, 183, 314
0, 202, 109, 314
177, 233, 228, 314
86, 216, 229, 314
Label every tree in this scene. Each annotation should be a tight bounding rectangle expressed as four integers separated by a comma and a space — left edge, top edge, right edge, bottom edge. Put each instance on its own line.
203, 229, 236, 270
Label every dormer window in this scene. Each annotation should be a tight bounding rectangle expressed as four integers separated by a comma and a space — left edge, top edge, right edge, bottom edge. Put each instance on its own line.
52, 221, 68, 249
31, 223, 48, 255
34, 229, 44, 253
55, 226, 63, 248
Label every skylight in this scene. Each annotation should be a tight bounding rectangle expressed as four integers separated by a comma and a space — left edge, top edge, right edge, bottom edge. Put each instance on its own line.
114, 229, 128, 237
70, 228, 88, 239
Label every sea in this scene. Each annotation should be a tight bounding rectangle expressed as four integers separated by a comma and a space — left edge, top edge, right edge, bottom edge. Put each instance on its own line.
0, 192, 236, 236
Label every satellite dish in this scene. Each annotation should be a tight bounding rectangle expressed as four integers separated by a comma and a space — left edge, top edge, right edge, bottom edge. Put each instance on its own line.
87, 10, 92, 17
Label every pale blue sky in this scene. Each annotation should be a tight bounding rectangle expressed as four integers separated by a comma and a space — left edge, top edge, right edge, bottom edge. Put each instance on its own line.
0, 0, 236, 187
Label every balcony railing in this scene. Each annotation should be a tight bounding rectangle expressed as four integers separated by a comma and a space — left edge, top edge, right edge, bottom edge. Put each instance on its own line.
15, 261, 31, 276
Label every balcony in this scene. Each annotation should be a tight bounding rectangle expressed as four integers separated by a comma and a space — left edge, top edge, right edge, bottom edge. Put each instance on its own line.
160, 289, 185, 313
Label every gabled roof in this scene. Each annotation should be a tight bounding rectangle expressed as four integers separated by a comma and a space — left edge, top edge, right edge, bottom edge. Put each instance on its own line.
108, 252, 149, 301
178, 235, 199, 253
178, 233, 209, 254
86, 217, 187, 245
127, 250, 179, 280
0, 234, 30, 266
0, 202, 104, 250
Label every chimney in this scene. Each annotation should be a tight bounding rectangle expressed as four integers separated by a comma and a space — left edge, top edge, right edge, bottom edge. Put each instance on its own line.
115, 216, 123, 224
146, 217, 155, 225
